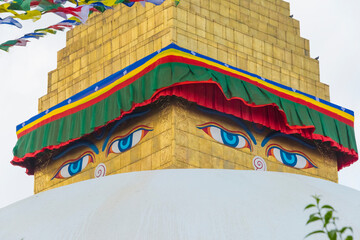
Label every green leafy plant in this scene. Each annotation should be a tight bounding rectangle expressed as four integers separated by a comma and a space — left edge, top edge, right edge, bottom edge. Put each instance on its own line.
304, 195, 353, 240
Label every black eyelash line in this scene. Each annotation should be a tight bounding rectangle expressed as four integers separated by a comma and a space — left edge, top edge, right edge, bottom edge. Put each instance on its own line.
196, 106, 257, 145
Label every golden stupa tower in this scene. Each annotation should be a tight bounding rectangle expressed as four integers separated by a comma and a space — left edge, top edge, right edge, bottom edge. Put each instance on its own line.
11, 0, 357, 193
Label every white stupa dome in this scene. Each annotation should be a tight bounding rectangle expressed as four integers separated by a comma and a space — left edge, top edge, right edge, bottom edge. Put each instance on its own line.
0, 169, 359, 239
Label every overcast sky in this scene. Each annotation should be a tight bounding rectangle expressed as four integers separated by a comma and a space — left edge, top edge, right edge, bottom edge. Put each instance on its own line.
0, 0, 359, 208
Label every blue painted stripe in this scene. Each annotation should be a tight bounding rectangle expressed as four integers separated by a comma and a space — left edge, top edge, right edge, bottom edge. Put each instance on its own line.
16, 43, 354, 131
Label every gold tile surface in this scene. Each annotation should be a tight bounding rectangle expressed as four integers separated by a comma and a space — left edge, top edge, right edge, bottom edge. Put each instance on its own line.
39, 0, 328, 113
35, 101, 338, 193
34, 0, 335, 193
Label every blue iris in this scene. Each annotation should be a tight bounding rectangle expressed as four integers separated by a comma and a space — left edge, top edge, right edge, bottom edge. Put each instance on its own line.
68, 159, 83, 176
118, 134, 133, 152
280, 150, 297, 167
221, 129, 239, 147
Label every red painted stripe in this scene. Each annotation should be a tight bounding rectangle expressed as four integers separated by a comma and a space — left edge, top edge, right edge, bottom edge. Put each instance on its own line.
12, 82, 357, 175
17, 55, 352, 138
174, 56, 353, 126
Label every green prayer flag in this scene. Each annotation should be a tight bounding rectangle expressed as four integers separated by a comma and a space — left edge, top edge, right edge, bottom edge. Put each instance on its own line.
37, 2, 62, 12
8, 0, 32, 11
0, 40, 18, 51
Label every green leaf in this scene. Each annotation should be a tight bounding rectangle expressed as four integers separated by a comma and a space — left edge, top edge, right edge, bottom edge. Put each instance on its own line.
340, 227, 353, 233
324, 211, 333, 226
321, 205, 335, 211
327, 230, 337, 240
306, 215, 321, 225
304, 204, 316, 211
345, 236, 353, 240
309, 213, 320, 218
312, 195, 321, 205
304, 230, 325, 238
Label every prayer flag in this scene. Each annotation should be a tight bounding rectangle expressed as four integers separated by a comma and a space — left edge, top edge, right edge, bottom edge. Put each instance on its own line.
0, 16, 22, 28
7, 0, 32, 11
54, 11, 67, 19
56, 19, 81, 27
15, 38, 29, 46
89, 2, 112, 10
0, 3, 18, 15
0, 40, 18, 51
145, 0, 165, 5
35, 28, 57, 34
14, 10, 42, 21
75, 4, 91, 23
22, 32, 45, 39
0, 0, 174, 52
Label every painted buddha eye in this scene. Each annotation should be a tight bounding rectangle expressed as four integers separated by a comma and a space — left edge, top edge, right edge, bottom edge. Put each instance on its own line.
52, 152, 95, 179
197, 122, 252, 151
107, 125, 153, 155
266, 144, 317, 169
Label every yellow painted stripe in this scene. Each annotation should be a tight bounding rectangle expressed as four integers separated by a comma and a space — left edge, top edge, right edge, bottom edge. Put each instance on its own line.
17, 48, 353, 135
167, 50, 353, 121
17, 50, 175, 135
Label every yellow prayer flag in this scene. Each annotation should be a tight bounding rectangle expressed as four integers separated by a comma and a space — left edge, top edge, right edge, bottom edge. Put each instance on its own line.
14, 10, 41, 21
82, 0, 117, 7
68, 16, 81, 23
35, 28, 57, 34
0, 3, 18, 15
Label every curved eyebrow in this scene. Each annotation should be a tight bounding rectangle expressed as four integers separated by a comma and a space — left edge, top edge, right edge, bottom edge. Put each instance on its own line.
261, 132, 316, 149
196, 106, 257, 145
102, 109, 151, 151
53, 140, 99, 160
